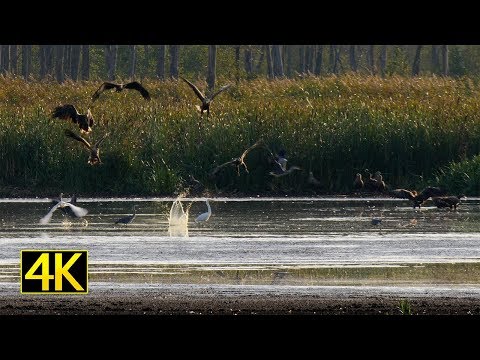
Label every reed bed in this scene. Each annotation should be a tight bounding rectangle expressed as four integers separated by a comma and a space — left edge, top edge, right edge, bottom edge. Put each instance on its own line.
1, 74, 479, 197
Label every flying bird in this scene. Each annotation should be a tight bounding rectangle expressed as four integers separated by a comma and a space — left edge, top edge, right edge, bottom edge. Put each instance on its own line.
209, 139, 264, 177
195, 199, 212, 222
115, 205, 137, 225
388, 189, 417, 200
65, 129, 109, 165
51, 194, 80, 218
52, 104, 94, 134
180, 76, 232, 117
268, 149, 301, 177
91, 81, 151, 102
40, 193, 88, 224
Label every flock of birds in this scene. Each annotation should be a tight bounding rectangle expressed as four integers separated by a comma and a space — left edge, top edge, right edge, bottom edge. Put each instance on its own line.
38, 77, 466, 225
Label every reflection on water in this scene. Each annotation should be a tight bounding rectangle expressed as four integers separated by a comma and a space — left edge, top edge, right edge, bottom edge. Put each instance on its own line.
1, 197, 480, 286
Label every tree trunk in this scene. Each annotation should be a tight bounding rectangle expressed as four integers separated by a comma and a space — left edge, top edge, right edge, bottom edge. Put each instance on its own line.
129, 45, 137, 80
22, 45, 31, 80
55, 45, 64, 83
329, 45, 336, 73
379, 45, 387, 77
105, 45, 117, 81
314, 45, 323, 75
332, 46, 340, 74
45, 46, 54, 77
157, 45, 166, 80
305, 46, 311, 73
308, 45, 315, 73
70, 45, 81, 81
441, 45, 449, 76
10, 45, 17, 74
2, 45, 10, 74
81, 45, 90, 80
169, 45, 179, 79
349, 45, 357, 72
244, 47, 253, 75
272, 45, 284, 78
39, 45, 46, 79
431, 45, 440, 74
299, 45, 306, 74
255, 46, 265, 73
63, 45, 71, 79
286, 45, 293, 77
367, 45, 375, 75
265, 45, 273, 78
234, 45, 240, 83
412, 45, 423, 76
207, 45, 216, 92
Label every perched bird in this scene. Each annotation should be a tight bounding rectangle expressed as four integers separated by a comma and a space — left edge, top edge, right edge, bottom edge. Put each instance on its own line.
180, 76, 232, 117
432, 195, 466, 210
353, 173, 364, 190
209, 139, 264, 177
307, 171, 322, 187
373, 171, 387, 191
52, 104, 94, 134
40, 193, 88, 224
388, 189, 417, 200
364, 173, 382, 192
115, 205, 137, 225
91, 81, 151, 102
51, 194, 79, 218
65, 129, 109, 165
412, 186, 448, 209
195, 199, 212, 222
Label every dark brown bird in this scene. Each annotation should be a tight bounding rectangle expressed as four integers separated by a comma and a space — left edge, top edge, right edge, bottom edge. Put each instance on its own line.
364, 173, 383, 192
210, 139, 264, 177
412, 186, 448, 209
353, 173, 364, 190
432, 195, 466, 210
52, 104, 94, 134
388, 189, 417, 200
91, 81, 151, 102
180, 76, 232, 117
65, 129, 109, 165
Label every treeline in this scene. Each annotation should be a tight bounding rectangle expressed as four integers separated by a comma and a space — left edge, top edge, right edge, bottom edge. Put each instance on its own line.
1, 45, 480, 84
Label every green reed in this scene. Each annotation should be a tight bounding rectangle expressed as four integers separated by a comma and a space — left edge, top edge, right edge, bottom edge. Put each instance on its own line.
1, 74, 479, 196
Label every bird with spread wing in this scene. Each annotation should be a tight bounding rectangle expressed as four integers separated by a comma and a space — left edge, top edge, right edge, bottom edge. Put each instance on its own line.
64, 129, 109, 165
209, 139, 264, 177
180, 76, 232, 117
52, 104, 94, 134
39, 193, 88, 224
91, 81, 151, 102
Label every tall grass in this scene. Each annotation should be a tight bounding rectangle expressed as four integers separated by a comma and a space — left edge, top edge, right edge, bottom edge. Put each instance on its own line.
1, 74, 480, 197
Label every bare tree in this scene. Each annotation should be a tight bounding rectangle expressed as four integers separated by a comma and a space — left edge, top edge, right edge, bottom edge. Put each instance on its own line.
22, 45, 31, 80
299, 45, 306, 74
63, 45, 71, 79
45, 46, 54, 77
55, 45, 64, 83
441, 45, 449, 76
157, 45, 166, 80
39, 45, 46, 79
379, 45, 387, 77
255, 46, 265, 73
412, 45, 423, 76
81, 45, 90, 80
286, 45, 293, 77
244, 46, 253, 76
105, 45, 118, 81
207, 45, 216, 92
129, 45, 137, 80
169, 45, 179, 79
10, 45, 17, 74
314, 45, 323, 75
431, 45, 440, 74
265, 45, 273, 78
1, 45, 10, 74
367, 45, 376, 75
349, 45, 357, 72
70, 45, 81, 81
272, 45, 284, 78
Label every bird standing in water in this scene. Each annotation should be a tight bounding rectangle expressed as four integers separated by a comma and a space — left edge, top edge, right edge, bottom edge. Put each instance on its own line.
65, 129, 109, 165
180, 76, 232, 117
40, 193, 88, 224
91, 81, 151, 102
115, 205, 137, 225
195, 199, 212, 222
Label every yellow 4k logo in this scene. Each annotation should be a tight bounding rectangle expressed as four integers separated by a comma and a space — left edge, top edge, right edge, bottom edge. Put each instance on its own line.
21, 250, 88, 294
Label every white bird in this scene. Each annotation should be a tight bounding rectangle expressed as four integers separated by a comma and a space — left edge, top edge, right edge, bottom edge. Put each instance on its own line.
39, 193, 88, 225
195, 199, 212, 222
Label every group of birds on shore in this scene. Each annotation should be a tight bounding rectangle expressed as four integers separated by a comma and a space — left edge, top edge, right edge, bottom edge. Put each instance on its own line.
354, 171, 466, 210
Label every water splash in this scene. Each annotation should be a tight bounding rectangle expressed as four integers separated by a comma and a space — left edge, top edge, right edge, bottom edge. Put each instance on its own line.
168, 197, 189, 237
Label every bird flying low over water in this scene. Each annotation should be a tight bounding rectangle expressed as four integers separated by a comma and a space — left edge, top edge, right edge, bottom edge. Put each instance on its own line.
52, 104, 94, 134
91, 81, 151, 102
180, 76, 232, 117
115, 205, 137, 225
209, 139, 264, 177
51, 194, 80, 218
40, 193, 88, 224
64, 129, 109, 165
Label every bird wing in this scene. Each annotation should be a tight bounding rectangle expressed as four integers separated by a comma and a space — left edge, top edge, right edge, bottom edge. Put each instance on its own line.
52, 104, 79, 122
64, 203, 88, 217
39, 203, 61, 224
91, 82, 119, 101
94, 132, 109, 147
209, 158, 238, 176
209, 84, 232, 101
87, 109, 95, 128
65, 129, 91, 149
269, 160, 285, 175
124, 81, 151, 100
180, 76, 206, 102
239, 139, 263, 162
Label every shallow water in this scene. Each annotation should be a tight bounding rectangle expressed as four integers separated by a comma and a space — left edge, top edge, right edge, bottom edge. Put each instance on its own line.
1, 196, 480, 288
